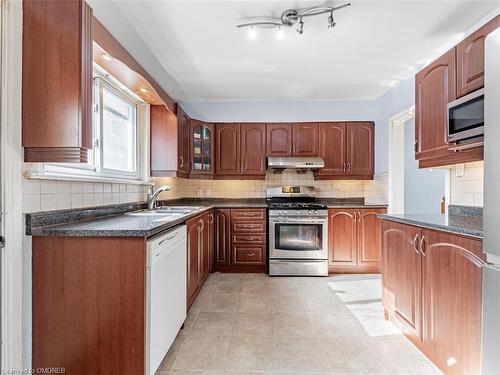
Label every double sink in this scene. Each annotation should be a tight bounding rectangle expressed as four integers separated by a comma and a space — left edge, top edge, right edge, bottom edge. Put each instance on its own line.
125, 206, 204, 223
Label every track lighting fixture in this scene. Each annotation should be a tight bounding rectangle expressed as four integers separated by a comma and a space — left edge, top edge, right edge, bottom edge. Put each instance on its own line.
236, 2, 350, 36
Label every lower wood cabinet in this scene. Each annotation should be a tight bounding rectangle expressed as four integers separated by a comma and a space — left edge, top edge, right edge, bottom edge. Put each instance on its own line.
328, 207, 386, 273
187, 210, 214, 310
213, 208, 267, 272
381, 219, 485, 375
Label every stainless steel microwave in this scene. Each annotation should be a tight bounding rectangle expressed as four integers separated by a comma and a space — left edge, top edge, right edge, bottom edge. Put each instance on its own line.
447, 88, 484, 143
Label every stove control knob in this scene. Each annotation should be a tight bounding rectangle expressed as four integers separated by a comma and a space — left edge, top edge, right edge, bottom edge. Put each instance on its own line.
308, 210, 312, 215
296, 210, 300, 215
314, 210, 318, 215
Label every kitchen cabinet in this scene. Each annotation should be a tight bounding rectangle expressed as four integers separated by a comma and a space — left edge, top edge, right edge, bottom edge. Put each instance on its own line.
214, 209, 231, 266
150, 105, 184, 177
215, 123, 267, 178
328, 207, 386, 273
415, 48, 458, 166
381, 219, 485, 375
187, 210, 214, 309
318, 122, 346, 177
266, 123, 319, 157
381, 220, 422, 341
317, 122, 374, 180
177, 106, 191, 177
213, 208, 267, 272
266, 123, 293, 156
216, 124, 240, 175
23, 0, 93, 163
456, 14, 500, 98
190, 120, 215, 177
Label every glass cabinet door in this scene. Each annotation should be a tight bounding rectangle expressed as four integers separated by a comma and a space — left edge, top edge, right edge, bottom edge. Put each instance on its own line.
191, 121, 213, 174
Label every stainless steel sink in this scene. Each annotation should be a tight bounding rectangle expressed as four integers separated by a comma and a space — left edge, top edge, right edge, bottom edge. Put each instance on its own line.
125, 206, 203, 217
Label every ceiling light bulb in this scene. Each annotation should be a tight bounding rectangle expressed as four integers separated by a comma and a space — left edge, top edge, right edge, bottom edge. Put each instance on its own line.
248, 26, 257, 40
276, 27, 284, 40
328, 12, 336, 29
140, 88, 148, 93
297, 18, 304, 35
101, 53, 112, 61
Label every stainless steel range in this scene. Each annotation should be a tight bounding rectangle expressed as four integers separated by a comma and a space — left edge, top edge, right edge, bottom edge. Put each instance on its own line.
267, 186, 328, 276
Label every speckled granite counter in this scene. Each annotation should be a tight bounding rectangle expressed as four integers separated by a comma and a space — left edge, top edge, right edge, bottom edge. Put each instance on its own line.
158, 198, 268, 208
378, 205, 483, 239
316, 198, 387, 208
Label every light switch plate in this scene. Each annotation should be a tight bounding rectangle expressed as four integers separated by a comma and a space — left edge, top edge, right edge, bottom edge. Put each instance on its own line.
456, 164, 465, 177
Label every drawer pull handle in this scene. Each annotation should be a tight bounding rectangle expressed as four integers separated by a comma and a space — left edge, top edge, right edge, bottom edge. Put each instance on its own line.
242, 213, 257, 216
244, 237, 256, 241
245, 252, 255, 256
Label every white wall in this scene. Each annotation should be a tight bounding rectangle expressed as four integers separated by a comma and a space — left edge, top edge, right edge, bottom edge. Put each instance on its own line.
181, 77, 415, 175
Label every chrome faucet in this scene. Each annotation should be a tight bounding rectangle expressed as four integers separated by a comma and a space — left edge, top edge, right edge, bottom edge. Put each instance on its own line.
147, 185, 171, 209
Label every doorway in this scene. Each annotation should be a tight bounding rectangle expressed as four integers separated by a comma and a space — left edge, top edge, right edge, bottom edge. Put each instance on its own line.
388, 107, 446, 214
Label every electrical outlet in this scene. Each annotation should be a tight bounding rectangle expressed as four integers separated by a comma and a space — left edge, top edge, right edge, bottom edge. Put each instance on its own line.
456, 164, 465, 177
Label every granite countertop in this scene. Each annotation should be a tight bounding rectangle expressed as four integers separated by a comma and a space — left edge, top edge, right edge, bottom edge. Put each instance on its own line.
378, 206, 483, 239
26, 197, 388, 238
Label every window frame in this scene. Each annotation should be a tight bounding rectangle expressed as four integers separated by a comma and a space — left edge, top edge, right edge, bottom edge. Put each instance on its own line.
39, 66, 148, 183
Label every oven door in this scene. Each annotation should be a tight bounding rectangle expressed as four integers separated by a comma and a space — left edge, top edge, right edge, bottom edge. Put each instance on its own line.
269, 217, 327, 259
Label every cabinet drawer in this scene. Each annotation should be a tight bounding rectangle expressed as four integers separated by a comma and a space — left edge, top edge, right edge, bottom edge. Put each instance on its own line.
232, 233, 266, 245
231, 209, 266, 221
232, 222, 266, 233
232, 246, 265, 265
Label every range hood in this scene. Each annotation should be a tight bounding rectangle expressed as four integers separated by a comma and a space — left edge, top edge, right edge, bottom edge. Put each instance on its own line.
267, 157, 325, 170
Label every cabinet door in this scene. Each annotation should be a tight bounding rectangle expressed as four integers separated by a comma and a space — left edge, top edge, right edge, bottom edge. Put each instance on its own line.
318, 122, 347, 177
357, 208, 386, 270
200, 213, 212, 283
415, 49, 456, 161
420, 229, 484, 375
23, 0, 93, 163
266, 123, 292, 156
328, 209, 357, 267
381, 220, 422, 341
178, 106, 191, 176
191, 121, 215, 176
150, 105, 179, 177
186, 217, 202, 309
456, 15, 500, 98
241, 123, 266, 175
214, 209, 231, 266
292, 123, 319, 156
216, 124, 241, 175
346, 122, 374, 178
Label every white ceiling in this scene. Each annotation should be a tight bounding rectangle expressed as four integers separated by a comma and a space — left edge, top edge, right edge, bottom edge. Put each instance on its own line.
88, 0, 500, 102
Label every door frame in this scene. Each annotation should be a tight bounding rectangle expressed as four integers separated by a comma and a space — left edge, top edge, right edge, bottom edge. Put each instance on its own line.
387, 106, 415, 214
1, 0, 24, 369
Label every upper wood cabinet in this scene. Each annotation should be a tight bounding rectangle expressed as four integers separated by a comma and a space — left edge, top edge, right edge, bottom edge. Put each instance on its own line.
150, 105, 180, 177
177, 106, 191, 177
215, 123, 266, 178
318, 123, 346, 177
266, 123, 319, 157
329, 207, 386, 273
23, 0, 93, 163
240, 124, 267, 176
457, 15, 500, 98
190, 120, 215, 177
415, 48, 456, 163
318, 122, 374, 180
347, 122, 375, 178
266, 123, 293, 156
216, 124, 240, 175
293, 123, 319, 156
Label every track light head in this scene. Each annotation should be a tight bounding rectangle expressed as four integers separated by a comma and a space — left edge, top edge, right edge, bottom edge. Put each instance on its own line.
328, 11, 336, 29
297, 18, 304, 35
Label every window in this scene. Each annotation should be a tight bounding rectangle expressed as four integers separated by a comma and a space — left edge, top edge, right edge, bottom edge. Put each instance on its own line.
96, 79, 139, 177
40, 67, 146, 181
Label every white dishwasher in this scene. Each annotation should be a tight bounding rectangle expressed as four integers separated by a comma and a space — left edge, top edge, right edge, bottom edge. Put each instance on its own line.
146, 225, 187, 375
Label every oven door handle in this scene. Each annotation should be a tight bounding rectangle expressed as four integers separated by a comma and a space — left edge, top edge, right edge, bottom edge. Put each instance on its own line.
270, 220, 327, 224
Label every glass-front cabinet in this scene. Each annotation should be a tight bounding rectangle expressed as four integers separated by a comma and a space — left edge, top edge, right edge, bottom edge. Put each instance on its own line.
190, 120, 215, 176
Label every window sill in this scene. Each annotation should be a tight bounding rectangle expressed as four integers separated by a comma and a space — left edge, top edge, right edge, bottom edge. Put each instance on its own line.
24, 171, 153, 186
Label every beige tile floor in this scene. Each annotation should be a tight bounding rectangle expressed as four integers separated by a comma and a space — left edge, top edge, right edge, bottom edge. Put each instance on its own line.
155, 273, 442, 375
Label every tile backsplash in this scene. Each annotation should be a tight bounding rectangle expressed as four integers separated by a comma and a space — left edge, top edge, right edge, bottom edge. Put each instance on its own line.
22, 178, 149, 213
449, 161, 484, 207
151, 171, 388, 204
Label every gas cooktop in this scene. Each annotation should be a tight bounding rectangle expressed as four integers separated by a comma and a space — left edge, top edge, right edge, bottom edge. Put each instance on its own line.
267, 202, 327, 210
